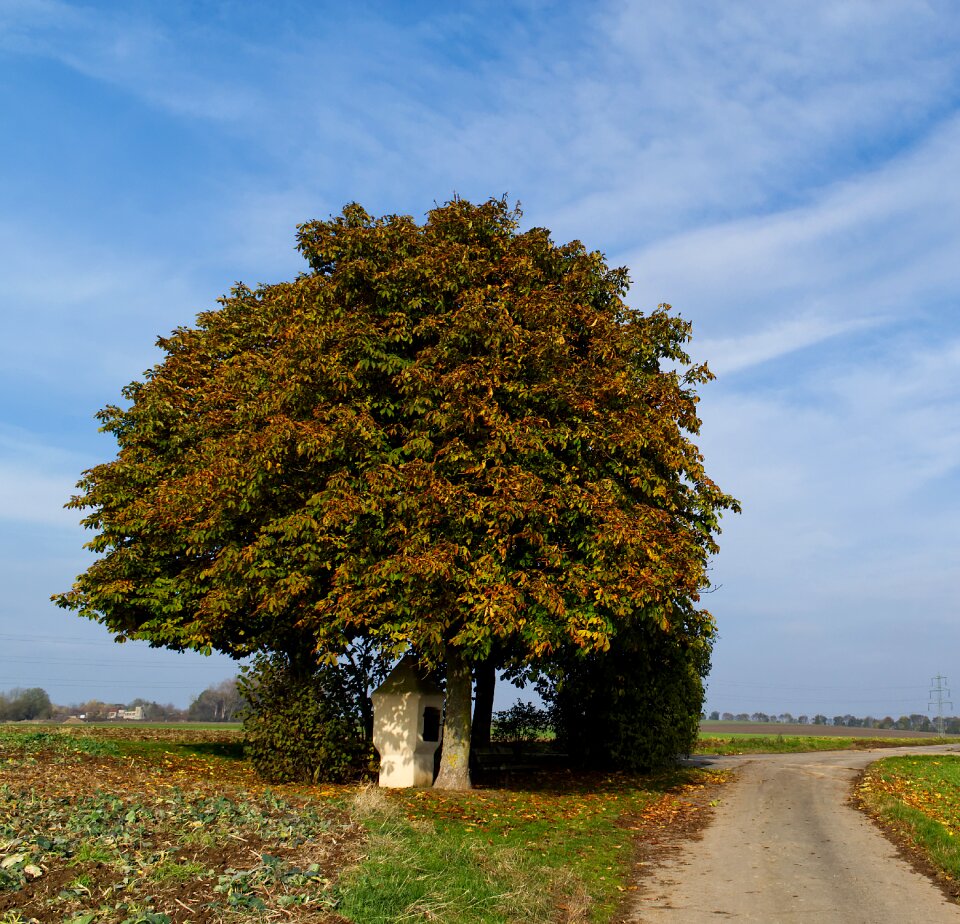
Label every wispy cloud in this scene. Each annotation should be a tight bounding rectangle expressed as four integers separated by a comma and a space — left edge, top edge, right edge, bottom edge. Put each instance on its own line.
623, 112, 960, 374
0, 466, 80, 529
697, 316, 881, 375
0, 0, 260, 120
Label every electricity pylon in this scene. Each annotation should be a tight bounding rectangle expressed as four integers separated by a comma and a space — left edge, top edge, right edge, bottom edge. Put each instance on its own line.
929, 675, 953, 737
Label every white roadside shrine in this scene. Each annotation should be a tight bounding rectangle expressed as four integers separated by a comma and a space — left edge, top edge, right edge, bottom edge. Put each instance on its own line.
371, 657, 444, 788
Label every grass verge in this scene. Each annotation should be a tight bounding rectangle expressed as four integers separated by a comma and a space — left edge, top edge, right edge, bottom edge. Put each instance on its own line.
336, 769, 721, 923
696, 734, 960, 755
856, 754, 960, 892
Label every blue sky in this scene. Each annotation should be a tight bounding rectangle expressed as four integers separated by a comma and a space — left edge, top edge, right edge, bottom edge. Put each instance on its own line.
2, 0, 959, 717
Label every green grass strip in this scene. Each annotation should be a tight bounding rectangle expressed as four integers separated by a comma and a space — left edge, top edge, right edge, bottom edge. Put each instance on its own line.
696, 734, 960, 755
859, 754, 960, 881
335, 770, 707, 924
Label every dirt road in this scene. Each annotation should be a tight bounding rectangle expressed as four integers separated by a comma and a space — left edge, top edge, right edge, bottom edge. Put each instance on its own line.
630, 745, 960, 922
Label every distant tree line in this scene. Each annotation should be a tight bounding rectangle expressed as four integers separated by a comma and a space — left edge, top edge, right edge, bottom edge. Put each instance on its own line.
0, 678, 242, 723
706, 710, 960, 733
186, 678, 243, 722
0, 688, 53, 721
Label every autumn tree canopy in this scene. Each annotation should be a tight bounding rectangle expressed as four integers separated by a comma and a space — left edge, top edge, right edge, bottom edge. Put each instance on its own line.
56, 197, 737, 788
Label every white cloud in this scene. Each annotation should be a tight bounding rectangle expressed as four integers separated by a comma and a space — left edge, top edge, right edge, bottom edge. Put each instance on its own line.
698, 315, 880, 375
704, 333, 960, 520
209, 185, 325, 277
526, 2, 960, 245
0, 217, 236, 394
0, 221, 143, 309
621, 112, 960, 371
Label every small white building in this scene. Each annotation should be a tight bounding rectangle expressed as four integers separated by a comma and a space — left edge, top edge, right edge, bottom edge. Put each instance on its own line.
372, 658, 444, 788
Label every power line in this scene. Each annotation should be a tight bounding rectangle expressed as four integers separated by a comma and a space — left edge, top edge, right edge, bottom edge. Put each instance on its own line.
0, 679, 215, 688
0, 633, 200, 648
2, 658, 218, 668
709, 679, 928, 693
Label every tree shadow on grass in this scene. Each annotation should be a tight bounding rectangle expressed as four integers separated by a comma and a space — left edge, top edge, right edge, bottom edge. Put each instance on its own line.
176, 740, 246, 760
472, 760, 699, 797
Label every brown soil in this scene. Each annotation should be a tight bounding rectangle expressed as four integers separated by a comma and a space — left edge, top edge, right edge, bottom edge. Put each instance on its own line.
703, 721, 942, 738
0, 741, 363, 924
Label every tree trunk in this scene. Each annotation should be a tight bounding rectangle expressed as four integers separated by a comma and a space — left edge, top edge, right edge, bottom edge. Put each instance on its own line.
434, 647, 473, 790
471, 657, 496, 750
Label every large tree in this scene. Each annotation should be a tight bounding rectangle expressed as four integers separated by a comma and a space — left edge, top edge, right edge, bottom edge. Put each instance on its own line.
56, 197, 737, 789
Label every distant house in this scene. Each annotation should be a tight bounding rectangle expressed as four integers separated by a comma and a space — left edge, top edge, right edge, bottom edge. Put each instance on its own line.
107, 706, 145, 721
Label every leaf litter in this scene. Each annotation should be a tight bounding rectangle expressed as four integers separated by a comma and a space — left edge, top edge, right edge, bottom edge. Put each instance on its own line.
0, 728, 727, 923
0, 728, 360, 923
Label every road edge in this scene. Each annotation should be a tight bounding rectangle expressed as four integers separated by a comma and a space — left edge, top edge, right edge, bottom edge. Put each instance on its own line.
852, 762, 960, 906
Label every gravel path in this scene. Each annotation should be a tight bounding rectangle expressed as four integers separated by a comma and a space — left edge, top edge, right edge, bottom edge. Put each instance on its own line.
629, 745, 960, 923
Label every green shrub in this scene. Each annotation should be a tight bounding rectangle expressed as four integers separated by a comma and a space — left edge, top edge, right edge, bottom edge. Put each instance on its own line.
239, 654, 372, 783
492, 700, 552, 743
542, 615, 710, 772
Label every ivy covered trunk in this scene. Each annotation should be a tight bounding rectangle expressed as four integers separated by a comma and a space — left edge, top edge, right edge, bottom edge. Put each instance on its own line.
434, 648, 472, 790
